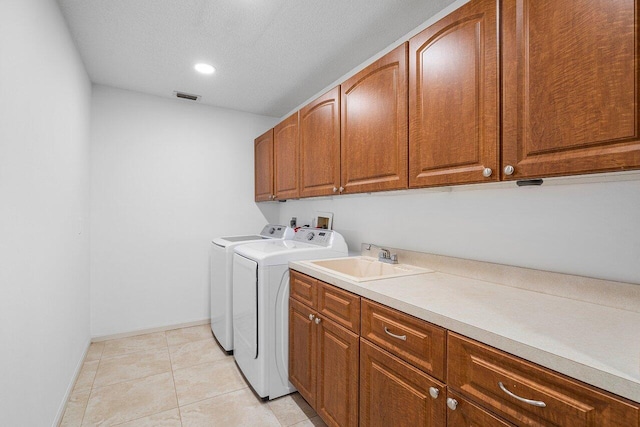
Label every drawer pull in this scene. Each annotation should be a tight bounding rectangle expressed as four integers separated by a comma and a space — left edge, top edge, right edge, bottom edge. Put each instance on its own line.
498, 381, 547, 408
384, 327, 407, 341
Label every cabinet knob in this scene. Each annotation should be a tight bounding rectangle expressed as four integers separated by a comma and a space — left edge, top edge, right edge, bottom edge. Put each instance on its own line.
332, 187, 338, 193
308, 314, 315, 321
339, 186, 344, 193
482, 167, 493, 177
314, 317, 321, 324
446, 397, 458, 411
428, 387, 440, 399
504, 165, 515, 176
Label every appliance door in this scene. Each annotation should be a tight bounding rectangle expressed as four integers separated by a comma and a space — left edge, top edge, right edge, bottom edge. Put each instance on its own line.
233, 254, 259, 361
210, 242, 232, 351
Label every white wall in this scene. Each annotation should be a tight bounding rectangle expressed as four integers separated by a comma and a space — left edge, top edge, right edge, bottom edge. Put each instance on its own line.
279, 177, 640, 285
0, 0, 92, 425
90, 86, 279, 337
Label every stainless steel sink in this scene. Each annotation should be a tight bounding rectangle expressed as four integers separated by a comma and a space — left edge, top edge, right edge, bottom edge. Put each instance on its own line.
307, 256, 433, 282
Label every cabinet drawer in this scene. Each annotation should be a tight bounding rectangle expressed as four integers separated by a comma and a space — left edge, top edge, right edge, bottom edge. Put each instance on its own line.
361, 299, 446, 381
447, 390, 514, 427
318, 281, 360, 333
448, 332, 640, 427
290, 270, 317, 308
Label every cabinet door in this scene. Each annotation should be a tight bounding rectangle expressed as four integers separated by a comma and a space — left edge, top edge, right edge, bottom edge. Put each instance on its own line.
446, 391, 515, 427
254, 128, 274, 202
316, 317, 359, 427
289, 297, 316, 407
274, 112, 299, 199
360, 339, 446, 427
409, 0, 498, 187
502, 0, 640, 179
341, 44, 408, 194
300, 87, 341, 198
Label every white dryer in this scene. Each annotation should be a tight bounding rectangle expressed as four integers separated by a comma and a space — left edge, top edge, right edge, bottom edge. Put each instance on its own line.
210, 224, 294, 353
232, 228, 348, 400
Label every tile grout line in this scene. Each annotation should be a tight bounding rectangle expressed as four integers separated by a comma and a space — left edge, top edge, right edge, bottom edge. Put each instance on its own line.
165, 331, 185, 427
80, 343, 106, 427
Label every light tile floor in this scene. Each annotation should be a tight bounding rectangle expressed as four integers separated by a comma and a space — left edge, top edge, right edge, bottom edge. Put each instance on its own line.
60, 324, 327, 427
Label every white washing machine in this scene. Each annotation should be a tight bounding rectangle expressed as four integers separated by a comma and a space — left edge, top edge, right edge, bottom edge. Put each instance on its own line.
232, 228, 348, 400
210, 224, 294, 353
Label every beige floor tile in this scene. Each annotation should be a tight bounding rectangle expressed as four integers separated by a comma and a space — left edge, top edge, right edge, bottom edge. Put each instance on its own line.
60, 389, 91, 427
173, 358, 247, 406
82, 372, 177, 426
268, 393, 317, 426
86, 342, 105, 362
74, 360, 100, 391
168, 338, 227, 370
180, 388, 281, 427
290, 416, 328, 427
165, 324, 213, 347
102, 332, 168, 358
112, 408, 181, 427
93, 347, 171, 388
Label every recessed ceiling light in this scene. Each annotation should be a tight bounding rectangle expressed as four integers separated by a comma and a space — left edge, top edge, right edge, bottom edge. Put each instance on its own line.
194, 63, 215, 75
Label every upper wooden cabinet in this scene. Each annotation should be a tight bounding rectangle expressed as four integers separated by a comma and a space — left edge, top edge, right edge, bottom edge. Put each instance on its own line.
341, 44, 409, 194
273, 112, 300, 199
299, 87, 341, 198
254, 128, 274, 202
409, 0, 499, 187
501, 0, 640, 179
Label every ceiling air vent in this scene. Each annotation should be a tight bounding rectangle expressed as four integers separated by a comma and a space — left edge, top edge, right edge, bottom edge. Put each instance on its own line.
174, 91, 200, 101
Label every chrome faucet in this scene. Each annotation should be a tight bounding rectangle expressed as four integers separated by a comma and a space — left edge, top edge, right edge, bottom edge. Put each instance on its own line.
378, 248, 398, 264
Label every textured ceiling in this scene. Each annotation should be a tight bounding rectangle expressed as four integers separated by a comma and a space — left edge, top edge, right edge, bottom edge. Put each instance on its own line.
57, 0, 457, 117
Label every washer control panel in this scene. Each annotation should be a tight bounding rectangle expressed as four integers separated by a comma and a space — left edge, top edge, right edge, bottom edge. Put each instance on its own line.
259, 224, 289, 239
293, 228, 333, 247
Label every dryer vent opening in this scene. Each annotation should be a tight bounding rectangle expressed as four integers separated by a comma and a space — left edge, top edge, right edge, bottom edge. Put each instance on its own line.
174, 91, 200, 101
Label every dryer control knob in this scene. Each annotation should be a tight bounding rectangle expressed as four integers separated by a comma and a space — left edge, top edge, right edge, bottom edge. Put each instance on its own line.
307, 232, 315, 241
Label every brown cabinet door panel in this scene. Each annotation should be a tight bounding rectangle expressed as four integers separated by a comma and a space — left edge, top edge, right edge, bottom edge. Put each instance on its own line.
409, 0, 499, 187
316, 318, 359, 427
289, 297, 316, 407
290, 270, 318, 309
502, 0, 640, 179
274, 112, 299, 199
448, 332, 639, 426
341, 43, 409, 194
360, 339, 446, 427
254, 129, 274, 202
300, 87, 341, 198
317, 281, 360, 334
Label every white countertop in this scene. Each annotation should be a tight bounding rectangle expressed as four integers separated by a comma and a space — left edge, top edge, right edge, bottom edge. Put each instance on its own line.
290, 259, 640, 403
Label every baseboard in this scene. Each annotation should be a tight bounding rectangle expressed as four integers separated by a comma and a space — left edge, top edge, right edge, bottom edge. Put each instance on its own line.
91, 319, 210, 342
52, 338, 91, 427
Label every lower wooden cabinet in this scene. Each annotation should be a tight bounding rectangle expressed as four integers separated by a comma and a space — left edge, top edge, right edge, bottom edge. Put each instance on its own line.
289, 272, 640, 427
359, 338, 446, 427
289, 290, 359, 427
